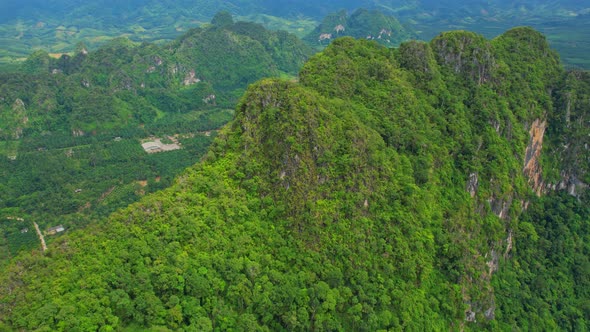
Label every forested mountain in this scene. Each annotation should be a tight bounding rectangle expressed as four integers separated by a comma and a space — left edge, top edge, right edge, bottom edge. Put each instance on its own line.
303, 8, 415, 47
1, 27, 588, 330
1, 1, 589, 69
402, 1, 590, 69
0, 13, 312, 262
0, 12, 311, 137
0, 0, 319, 70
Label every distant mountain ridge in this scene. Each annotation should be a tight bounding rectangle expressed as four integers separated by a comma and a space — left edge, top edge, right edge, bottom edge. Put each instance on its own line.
1, 12, 312, 136
304, 8, 416, 47
1, 1, 589, 69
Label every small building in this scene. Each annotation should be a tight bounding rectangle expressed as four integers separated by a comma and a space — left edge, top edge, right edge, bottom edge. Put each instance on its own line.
141, 141, 162, 153
47, 225, 65, 235
141, 138, 181, 153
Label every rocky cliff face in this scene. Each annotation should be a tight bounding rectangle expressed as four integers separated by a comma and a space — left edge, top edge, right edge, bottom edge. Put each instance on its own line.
432, 31, 497, 85
544, 70, 590, 197
524, 118, 547, 196
11, 98, 28, 139
0, 98, 28, 139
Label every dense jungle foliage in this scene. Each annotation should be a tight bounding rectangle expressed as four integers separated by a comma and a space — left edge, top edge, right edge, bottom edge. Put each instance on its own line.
1, 27, 588, 331
0, 13, 311, 261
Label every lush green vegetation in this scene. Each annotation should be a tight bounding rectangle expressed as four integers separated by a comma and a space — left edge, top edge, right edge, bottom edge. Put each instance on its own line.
1, 26, 587, 331
303, 8, 416, 47
0, 218, 38, 262
0, 0, 353, 65
494, 192, 590, 330
400, 1, 590, 69
0, 129, 220, 261
1, 1, 589, 70
0, 13, 311, 261
488, 69, 590, 329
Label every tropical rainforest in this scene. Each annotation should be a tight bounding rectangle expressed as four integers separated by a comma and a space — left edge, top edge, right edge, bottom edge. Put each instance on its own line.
0, 1, 589, 325
0, 12, 312, 261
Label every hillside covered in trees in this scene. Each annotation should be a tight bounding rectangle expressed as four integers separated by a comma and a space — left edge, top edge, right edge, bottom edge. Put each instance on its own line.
0, 12, 312, 261
1, 1, 589, 70
0, 27, 589, 331
303, 8, 416, 47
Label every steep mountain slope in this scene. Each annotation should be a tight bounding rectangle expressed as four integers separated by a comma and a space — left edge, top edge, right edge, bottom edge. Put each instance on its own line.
1, 28, 588, 331
490, 68, 590, 330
